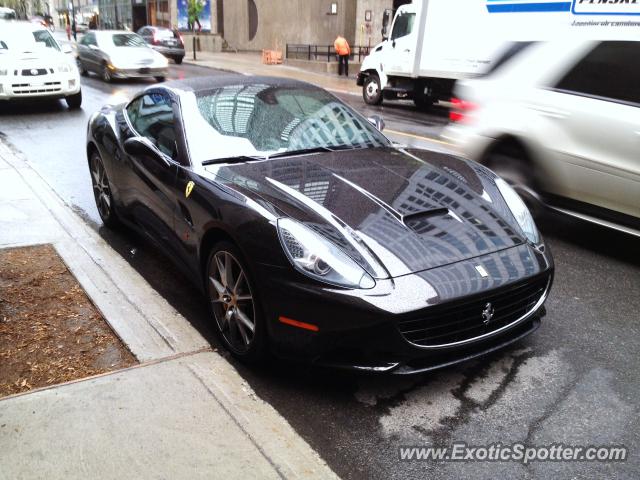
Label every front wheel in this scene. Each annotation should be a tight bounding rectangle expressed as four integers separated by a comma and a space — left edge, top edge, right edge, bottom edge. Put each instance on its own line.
154, 76, 166, 82
77, 57, 88, 76
101, 64, 112, 83
206, 242, 267, 362
65, 90, 82, 109
89, 151, 120, 228
363, 74, 383, 105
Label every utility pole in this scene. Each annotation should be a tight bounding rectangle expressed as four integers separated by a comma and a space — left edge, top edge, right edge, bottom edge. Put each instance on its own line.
68, 0, 76, 40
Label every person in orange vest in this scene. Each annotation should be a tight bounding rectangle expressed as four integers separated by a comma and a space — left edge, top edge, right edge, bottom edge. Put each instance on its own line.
334, 34, 351, 77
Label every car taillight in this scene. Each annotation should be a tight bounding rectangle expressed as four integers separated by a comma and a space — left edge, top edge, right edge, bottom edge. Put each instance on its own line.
152, 34, 159, 45
178, 34, 184, 46
449, 97, 477, 123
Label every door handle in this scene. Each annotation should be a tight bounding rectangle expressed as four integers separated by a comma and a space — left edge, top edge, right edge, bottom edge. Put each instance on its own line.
528, 105, 569, 119
403, 49, 411, 53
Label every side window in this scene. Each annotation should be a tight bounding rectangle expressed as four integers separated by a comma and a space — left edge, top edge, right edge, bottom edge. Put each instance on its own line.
554, 41, 639, 105
391, 12, 415, 40
82, 32, 96, 46
127, 93, 178, 159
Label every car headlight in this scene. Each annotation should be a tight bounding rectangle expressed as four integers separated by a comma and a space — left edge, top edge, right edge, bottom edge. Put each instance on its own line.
495, 178, 539, 244
0, 69, 7, 76
277, 218, 376, 289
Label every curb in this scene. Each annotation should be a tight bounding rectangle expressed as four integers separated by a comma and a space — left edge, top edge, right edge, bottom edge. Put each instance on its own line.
0, 137, 340, 480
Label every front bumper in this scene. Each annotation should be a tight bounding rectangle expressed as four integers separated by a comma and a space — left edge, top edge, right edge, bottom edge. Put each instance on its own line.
0, 75, 81, 100
440, 123, 495, 162
258, 242, 553, 374
152, 45, 185, 58
110, 67, 168, 79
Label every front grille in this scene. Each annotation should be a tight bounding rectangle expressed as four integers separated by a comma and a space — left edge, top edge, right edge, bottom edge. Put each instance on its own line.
398, 274, 550, 347
11, 82, 62, 95
19, 68, 52, 76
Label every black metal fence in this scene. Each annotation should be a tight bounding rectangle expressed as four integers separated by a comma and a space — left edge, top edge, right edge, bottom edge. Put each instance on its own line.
285, 44, 371, 63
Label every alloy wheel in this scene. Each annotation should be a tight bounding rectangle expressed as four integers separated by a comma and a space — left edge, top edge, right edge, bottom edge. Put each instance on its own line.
102, 65, 112, 82
208, 250, 256, 353
90, 155, 112, 221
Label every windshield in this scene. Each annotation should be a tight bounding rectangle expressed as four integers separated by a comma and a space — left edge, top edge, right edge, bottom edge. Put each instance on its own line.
156, 29, 179, 39
0, 29, 60, 52
184, 83, 390, 164
111, 33, 146, 47
482, 41, 536, 77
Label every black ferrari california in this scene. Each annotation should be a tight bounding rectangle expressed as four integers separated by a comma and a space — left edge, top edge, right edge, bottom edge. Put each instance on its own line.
86, 76, 553, 374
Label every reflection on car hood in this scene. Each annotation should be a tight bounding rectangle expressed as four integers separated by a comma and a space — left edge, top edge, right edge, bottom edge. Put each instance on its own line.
0, 49, 69, 65
203, 147, 525, 278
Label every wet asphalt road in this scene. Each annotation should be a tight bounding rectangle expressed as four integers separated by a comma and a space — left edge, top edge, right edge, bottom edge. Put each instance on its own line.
1, 63, 639, 479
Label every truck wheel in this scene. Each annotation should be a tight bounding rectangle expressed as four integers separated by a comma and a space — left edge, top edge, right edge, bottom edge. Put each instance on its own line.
413, 84, 433, 111
363, 74, 383, 106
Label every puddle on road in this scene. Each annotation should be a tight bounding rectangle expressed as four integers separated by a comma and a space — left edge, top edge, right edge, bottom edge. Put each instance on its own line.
354, 348, 573, 443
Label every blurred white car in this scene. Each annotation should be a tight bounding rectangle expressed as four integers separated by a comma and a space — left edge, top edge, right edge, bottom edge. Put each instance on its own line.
443, 38, 640, 237
0, 6, 17, 20
0, 22, 82, 108
76, 31, 168, 83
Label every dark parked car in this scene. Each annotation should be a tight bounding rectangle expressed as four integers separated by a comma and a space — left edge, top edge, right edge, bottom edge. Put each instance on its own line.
86, 76, 554, 373
137, 26, 185, 64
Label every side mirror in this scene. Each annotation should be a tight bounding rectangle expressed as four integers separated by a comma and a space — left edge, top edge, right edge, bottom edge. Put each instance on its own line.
123, 137, 171, 166
382, 9, 392, 39
61, 44, 73, 54
367, 115, 385, 132
88, 44, 98, 50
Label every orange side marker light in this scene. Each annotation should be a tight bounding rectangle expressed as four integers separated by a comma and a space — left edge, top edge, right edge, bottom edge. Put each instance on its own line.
278, 316, 319, 332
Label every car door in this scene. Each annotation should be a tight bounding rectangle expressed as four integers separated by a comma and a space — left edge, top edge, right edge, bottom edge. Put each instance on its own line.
81, 31, 100, 72
541, 41, 640, 219
385, 8, 417, 77
123, 91, 182, 249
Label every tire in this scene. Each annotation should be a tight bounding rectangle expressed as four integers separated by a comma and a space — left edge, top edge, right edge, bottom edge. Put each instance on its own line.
154, 76, 166, 82
363, 73, 383, 106
205, 242, 267, 363
77, 58, 88, 76
485, 151, 543, 218
89, 151, 120, 228
101, 64, 112, 83
65, 90, 82, 109
413, 82, 433, 111
174, 56, 183, 65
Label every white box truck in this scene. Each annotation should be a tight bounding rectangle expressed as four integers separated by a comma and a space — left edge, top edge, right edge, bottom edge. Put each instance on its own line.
357, 0, 640, 109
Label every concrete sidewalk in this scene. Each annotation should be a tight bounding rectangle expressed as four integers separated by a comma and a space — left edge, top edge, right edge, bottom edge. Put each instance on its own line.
0, 138, 338, 479
183, 51, 361, 96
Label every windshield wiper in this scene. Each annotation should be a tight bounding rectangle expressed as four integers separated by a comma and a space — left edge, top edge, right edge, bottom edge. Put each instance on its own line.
266, 145, 343, 159
202, 155, 266, 166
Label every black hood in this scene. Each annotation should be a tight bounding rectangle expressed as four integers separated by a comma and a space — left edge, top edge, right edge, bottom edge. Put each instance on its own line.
202, 147, 525, 278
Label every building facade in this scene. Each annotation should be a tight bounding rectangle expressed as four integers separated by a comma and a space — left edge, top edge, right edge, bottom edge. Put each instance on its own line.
50, 0, 408, 52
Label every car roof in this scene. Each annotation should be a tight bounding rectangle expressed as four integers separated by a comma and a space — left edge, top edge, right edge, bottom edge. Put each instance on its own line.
94, 30, 140, 36
160, 75, 323, 96
142, 25, 174, 31
0, 20, 49, 33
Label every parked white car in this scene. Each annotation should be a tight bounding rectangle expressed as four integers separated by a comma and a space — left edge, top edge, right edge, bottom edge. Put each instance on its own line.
0, 22, 82, 109
442, 37, 640, 237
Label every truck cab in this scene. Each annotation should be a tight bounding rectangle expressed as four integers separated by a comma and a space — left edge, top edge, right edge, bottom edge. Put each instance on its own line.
357, 2, 451, 109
